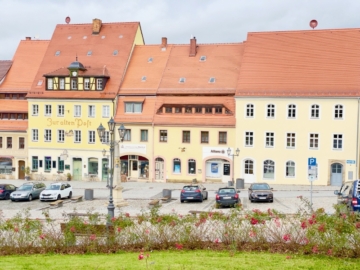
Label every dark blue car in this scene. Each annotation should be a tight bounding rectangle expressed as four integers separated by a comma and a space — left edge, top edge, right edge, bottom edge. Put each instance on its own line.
180, 184, 208, 203
334, 180, 360, 212
0, 184, 17, 200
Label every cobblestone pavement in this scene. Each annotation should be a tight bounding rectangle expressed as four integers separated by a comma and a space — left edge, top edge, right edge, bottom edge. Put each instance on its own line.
0, 179, 339, 220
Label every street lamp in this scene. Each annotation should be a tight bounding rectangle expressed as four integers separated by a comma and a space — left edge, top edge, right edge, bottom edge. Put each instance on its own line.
227, 147, 240, 185
97, 118, 126, 226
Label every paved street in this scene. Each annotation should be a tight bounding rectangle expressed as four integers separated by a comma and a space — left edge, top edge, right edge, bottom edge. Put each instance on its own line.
0, 179, 339, 220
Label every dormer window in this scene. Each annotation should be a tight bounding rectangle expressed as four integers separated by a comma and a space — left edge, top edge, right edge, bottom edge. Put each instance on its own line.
141, 76, 146, 82
55, 51, 60, 56
84, 78, 90, 90
47, 78, 53, 90
148, 57, 153, 63
87, 50, 92, 56
59, 78, 65, 90
209, 77, 216, 83
71, 78, 77, 90
96, 79, 103, 90
125, 102, 142, 113
113, 50, 118, 56
179, 77, 185, 83
200, 56, 206, 62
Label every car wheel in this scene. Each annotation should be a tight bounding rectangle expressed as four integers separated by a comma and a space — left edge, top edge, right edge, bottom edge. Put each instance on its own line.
57, 195, 61, 200
68, 191, 72, 199
28, 194, 32, 201
40, 200, 44, 202
270, 200, 273, 203
180, 200, 184, 203
205, 192, 208, 200
5, 193, 10, 200
11, 199, 15, 202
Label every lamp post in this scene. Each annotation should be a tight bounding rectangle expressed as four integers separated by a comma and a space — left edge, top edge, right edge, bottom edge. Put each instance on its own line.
227, 147, 240, 185
97, 118, 126, 226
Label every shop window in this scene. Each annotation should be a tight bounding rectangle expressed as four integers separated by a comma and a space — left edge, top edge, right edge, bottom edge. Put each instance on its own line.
188, 159, 196, 174
0, 158, 12, 174
88, 158, 98, 175
173, 158, 181, 173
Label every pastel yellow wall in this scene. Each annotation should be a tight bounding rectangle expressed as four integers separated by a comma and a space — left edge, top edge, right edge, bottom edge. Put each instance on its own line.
235, 98, 359, 185
134, 26, 145, 45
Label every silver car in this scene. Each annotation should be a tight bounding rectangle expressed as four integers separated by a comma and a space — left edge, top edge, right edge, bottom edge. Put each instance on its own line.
10, 182, 46, 201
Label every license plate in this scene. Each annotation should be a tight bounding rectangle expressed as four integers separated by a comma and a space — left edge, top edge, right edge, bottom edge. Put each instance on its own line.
187, 197, 193, 199
259, 197, 266, 199
223, 196, 231, 199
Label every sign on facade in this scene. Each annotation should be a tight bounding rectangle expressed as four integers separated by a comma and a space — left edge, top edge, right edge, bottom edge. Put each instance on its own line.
119, 144, 146, 155
346, 160, 356, 164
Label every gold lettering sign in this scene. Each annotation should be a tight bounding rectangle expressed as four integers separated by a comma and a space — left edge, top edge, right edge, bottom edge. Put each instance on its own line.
46, 118, 92, 128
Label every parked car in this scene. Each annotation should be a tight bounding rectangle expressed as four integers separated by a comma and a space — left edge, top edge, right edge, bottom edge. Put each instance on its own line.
334, 180, 360, 212
180, 184, 208, 203
248, 183, 274, 203
0, 184, 17, 200
40, 182, 73, 201
10, 182, 46, 201
215, 187, 240, 208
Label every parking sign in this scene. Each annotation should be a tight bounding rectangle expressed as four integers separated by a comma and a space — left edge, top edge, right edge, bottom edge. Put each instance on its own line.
308, 158, 316, 166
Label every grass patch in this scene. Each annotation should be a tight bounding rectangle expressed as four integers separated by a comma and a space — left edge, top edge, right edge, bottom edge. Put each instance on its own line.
1, 250, 359, 270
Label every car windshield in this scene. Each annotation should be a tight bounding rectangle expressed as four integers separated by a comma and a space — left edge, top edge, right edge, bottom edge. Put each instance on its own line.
18, 185, 32, 191
46, 185, 60, 190
183, 186, 199, 191
251, 184, 271, 190
218, 189, 235, 194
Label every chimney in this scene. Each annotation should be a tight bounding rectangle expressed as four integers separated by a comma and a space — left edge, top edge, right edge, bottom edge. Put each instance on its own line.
189, 37, 197, 57
25, 37, 31, 40
161, 37, 167, 48
92, 18, 102, 35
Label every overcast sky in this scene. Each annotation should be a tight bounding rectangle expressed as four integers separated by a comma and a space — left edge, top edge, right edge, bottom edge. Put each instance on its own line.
1, 0, 360, 59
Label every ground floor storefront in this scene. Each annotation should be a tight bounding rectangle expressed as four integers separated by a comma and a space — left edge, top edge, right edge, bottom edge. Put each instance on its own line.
0, 156, 27, 180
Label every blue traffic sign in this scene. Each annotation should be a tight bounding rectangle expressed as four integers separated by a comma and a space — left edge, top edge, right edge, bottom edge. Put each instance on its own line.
308, 158, 317, 166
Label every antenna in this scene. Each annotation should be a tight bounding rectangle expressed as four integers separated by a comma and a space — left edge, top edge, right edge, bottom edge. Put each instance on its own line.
76, 54, 78, 61
310, 19, 318, 29
65, 16, 71, 24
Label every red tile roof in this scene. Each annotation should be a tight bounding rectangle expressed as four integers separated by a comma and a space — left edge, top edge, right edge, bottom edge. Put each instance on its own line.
114, 96, 156, 123
27, 22, 141, 99
0, 100, 28, 113
0, 120, 27, 131
236, 28, 360, 97
119, 43, 244, 95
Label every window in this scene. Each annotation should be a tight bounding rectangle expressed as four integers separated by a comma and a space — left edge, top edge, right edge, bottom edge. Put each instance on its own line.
200, 55, 206, 61
0, 137, 2, 148
205, 107, 212, 114
17, 114, 23, 120
6, 137, 12, 148
58, 105, 64, 116
88, 105, 95, 117
288, 104, 296, 118
19, 137, 25, 149
125, 102, 142, 113
87, 50, 92, 56
334, 105, 343, 119
188, 159, 196, 174
45, 129, 52, 142
209, 77, 215, 83
182, 131, 190, 143
45, 105, 52, 116
148, 57, 153, 63
32, 129, 38, 141
267, 104, 275, 118
55, 51, 60, 56
89, 131, 95, 143
71, 78, 77, 90
195, 107, 202, 113
47, 78, 53, 90
309, 133, 319, 149
286, 133, 295, 148
101, 131, 110, 144
179, 77, 185, 83
32, 105, 39, 115
245, 131, 254, 146
263, 160, 275, 179
265, 132, 274, 147
74, 130, 81, 143
160, 130, 167, 142
219, 132, 227, 144
123, 129, 131, 141
58, 130, 64, 142
84, 78, 90, 90
113, 50, 118, 56
185, 107, 192, 113
74, 105, 81, 117
286, 161, 295, 177
141, 130, 148, 142
246, 104, 254, 117
45, 157, 51, 171
141, 76, 146, 82
165, 107, 172, 113
201, 131, 209, 143
215, 107, 222, 114
32, 156, 38, 170
311, 104, 319, 118
96, 78, 103, 90
59, 78, 65, 90
333, 134, 343, 149
173, 158, 181, 173
245, 160, 254, 174
58, 157, 64, 172
102, 105, 110, 117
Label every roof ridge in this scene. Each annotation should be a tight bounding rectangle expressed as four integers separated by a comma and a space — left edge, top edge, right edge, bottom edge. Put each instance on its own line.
248, 27, 360, 35
56, 21, 140, 27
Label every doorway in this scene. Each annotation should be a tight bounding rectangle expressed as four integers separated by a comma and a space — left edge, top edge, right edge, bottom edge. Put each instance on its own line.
155, 158, 164, 180
102, 158, 108, 181
244, 159, 255, 183
73, 158, 82, 181
130, 160, 138, 177
18, 160, 25, 179
330, 163, 343, 186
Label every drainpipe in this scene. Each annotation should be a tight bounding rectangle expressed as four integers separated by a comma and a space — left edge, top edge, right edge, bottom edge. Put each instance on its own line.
356, 98, 360, 179
152, 122, 154, 182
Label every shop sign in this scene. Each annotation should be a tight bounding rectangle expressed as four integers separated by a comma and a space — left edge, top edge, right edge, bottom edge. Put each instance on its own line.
202, 147, 229, 159
120, 144, 146, 155
46, 118, 92, 128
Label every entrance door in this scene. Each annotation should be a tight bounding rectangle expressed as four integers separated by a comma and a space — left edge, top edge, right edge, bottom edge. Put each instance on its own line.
18, 161, 25, 179
331, 163, 343, 186
155, 158, 164, 180
223, 162, 231, 183
102, 158, 108, 182
244, 159, 255, 183
73, 158, 82, 181
130, 160, 138, 178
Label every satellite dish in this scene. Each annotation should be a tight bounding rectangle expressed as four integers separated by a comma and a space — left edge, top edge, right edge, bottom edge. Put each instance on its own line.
310, 19, 318, 29
65, 16, 71, 24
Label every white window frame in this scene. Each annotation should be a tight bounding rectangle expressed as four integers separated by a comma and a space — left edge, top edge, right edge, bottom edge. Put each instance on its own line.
286, 133, 296, 149
47, 78, 53, 90
125, 102, 142, 113
57, 105, 64, 117
101, 131, 110, 144
266, 104, 275, 118
287, 104, 296, 119
263, 159, 275, 179
96, 78, 103, 90
88, 105, 95, 117
285, 160, 295, 178
84, 78, 90, 90
265, 132, 274, 148
74, 105, 81, 117
244, 159, 254, 175
32, 129, 38, 142
333, 134, 343, 150
32, 105, 39, 116
59, 78, 65, 90
246, 104, 254, 118
74, 130, 81, 143
44, 105, 52, 116
334, 104, 344, 120
309, 133, 319, 150
88, 130, 95, 144
71, 78, 77, 90
123, 129, 131, 141
310, 104, 320, 119
44, 129, 52, 142
245, 131, 254, 147
102, 105, 110, 118
58, 129, 64, 143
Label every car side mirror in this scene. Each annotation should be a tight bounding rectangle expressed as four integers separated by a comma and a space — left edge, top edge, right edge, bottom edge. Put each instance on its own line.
334, 190, 340, 195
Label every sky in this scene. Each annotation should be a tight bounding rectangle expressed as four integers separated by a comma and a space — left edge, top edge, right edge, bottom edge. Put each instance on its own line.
1, 0, 360, 60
